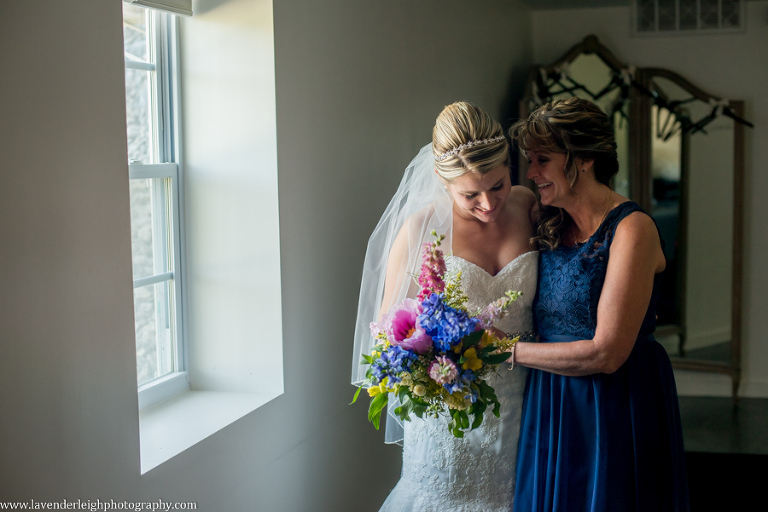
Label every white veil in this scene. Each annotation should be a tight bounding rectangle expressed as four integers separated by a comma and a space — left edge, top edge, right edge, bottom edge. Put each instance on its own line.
351, 143, 454, 444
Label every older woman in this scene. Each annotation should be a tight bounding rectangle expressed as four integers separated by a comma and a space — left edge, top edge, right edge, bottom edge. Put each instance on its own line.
510, 97, 689, 512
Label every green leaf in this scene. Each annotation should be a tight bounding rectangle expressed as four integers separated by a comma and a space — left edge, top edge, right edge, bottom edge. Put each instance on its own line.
368, 392, 389, 430
471, 402, 486, 429
350, 386, 363, 405
460, 411, 470, 429
461, 330, 483, 347
395, 395, 414, 421
477, 346, 495, 357
481, 352, 513, 365
411, 402, 427, 418
478, 380, 498, 401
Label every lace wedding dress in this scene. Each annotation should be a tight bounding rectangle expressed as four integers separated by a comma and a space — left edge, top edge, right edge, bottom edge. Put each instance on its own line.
379, 251, 538, 512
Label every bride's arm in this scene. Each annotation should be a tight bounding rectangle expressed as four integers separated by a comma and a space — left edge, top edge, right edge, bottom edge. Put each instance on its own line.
378, 224, 414, 319
513, 212, 666, 376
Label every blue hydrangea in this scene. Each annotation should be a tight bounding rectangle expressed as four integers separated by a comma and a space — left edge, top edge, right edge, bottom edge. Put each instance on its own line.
418, 293, 479, 352
370, 345, 418, 385
444, 369, 478, 403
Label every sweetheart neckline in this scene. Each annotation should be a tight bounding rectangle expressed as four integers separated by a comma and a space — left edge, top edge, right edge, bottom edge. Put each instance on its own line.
448, 250, 537, 278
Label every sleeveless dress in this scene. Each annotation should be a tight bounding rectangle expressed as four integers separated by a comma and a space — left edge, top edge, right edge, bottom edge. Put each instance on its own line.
379, 251, 538, 512
514, 202, 689, 512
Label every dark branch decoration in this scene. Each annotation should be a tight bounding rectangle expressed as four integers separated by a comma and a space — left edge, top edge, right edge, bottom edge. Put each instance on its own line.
526, 35, 753, 140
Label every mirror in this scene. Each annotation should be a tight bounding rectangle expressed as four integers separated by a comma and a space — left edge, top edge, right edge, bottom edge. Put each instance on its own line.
519, 36, 747, 398
517, 35, 636, 197
637, 68, 745, 396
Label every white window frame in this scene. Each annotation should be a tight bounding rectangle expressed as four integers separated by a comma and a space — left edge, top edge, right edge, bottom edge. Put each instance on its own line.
124, 4, 189, 409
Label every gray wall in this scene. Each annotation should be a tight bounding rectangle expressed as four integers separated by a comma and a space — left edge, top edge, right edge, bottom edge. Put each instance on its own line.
0, 0, 532, 510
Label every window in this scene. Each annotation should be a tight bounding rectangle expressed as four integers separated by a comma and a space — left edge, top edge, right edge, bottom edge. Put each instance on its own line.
123, 2, 187, 407
634, 0, 745, 34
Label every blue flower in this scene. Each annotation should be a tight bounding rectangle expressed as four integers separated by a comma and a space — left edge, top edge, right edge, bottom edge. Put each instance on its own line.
443, 370, 478, 402
418, 293, 479, 352
370, 345, 418, 385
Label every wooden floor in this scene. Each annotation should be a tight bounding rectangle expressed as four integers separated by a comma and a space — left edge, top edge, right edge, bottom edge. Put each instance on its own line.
679, 396, 768, 455
680, 396, 767, 511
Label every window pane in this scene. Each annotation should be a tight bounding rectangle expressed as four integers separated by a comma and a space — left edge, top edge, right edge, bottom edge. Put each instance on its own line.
679, 0, 698, 30
129, 177, 172, 280
123, 4, 148, 62
123, 3, 157, 164
125, 68, 153, 163
700, 0, 720, 29
134, 281, 175, 386
637, 0, 657, 32
721, 0, 741, 28
657, 0, 676, 31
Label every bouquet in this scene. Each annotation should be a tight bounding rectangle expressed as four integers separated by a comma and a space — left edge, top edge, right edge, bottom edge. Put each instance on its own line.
352, 232, 522, 438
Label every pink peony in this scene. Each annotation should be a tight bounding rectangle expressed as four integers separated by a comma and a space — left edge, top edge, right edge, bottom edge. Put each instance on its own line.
382, 298, 433, 354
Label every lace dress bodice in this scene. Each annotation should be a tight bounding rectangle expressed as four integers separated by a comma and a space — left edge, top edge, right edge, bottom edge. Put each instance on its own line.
535, 203, 659, 340
379, 251, 538, 512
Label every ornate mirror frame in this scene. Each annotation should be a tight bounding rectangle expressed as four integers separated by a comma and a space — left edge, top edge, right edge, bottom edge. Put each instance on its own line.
518, 35, 746, 398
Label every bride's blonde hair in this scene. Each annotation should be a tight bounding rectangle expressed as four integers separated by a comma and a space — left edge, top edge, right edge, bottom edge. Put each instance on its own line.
432, 102, 509, 182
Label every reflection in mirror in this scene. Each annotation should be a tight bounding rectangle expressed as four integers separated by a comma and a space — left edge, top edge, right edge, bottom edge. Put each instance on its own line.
518, 36, 634, 198
544, 54, 631, 197
650, 103, 684, 343
647, 77, 735, 366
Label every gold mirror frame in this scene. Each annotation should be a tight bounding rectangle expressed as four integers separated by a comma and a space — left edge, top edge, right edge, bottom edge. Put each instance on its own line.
518, 35, 744, 398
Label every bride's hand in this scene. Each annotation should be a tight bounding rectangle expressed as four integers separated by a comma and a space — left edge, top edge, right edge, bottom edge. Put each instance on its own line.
485, 327, 507, 341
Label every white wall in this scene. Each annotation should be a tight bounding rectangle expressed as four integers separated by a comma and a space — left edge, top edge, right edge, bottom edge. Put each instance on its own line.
0, 0, 532, 509
181, 0, 284, 394
531, 1, 768, 396
0, 0, 141, 499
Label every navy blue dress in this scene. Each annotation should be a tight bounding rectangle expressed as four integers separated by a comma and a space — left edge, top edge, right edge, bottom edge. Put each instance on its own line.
514, 202, 689, 512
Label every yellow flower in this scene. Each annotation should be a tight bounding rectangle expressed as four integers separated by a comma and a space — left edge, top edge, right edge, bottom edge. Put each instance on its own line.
478, 331, 495, 348
412, 384, 426, 396
367, 378, 391, 397
461, 347, 483, 371
446, 391, 471, 410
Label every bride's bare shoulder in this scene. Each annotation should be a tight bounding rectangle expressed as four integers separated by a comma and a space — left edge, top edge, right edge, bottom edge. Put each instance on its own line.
509, 185, 536, 204
507, 186, 538, 228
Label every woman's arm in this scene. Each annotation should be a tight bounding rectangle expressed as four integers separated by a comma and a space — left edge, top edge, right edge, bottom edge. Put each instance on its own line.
379, 223, 416, 319
513, 212, 666, 376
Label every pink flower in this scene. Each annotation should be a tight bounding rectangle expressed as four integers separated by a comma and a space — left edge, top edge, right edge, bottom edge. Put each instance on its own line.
417, 239, 446, 302
429, 355, 458, 385
382, 299, 433, 354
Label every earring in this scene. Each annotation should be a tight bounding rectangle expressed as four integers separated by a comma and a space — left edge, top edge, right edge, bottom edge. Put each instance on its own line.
581, 168, 586, 172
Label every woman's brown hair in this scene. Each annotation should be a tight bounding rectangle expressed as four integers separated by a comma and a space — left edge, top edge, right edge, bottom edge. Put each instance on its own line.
509, 97, 619, 250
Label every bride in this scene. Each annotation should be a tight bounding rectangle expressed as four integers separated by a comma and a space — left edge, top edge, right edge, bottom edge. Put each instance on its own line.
352, 102, 538, 511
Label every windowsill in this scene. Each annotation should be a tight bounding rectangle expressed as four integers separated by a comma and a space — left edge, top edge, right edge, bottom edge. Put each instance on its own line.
139, 389, 281, 473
